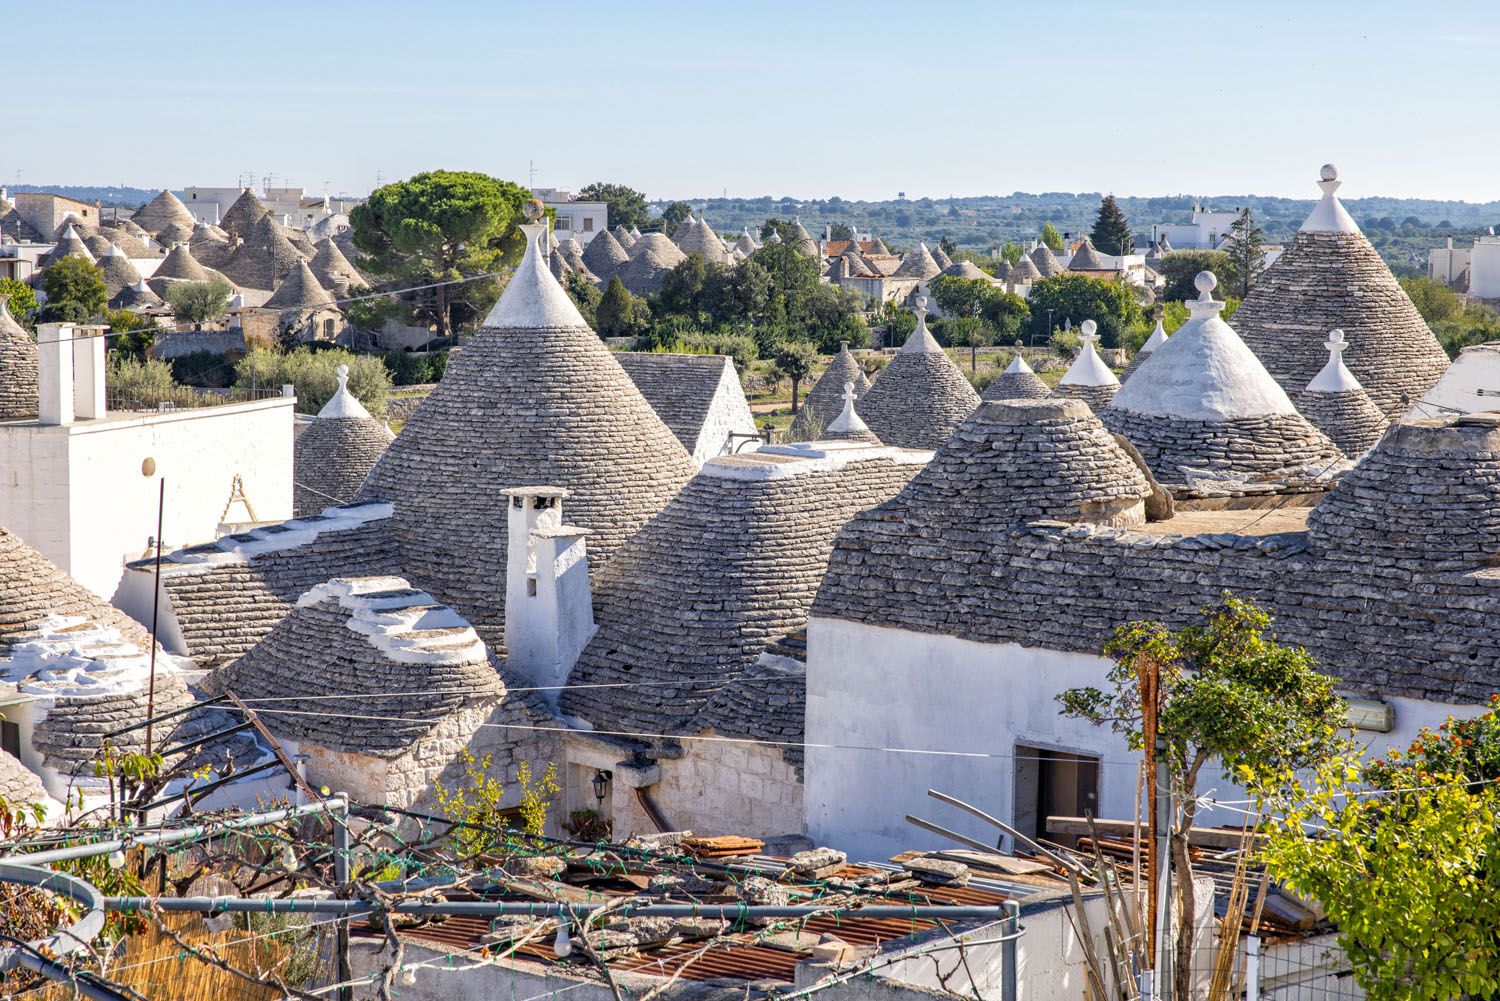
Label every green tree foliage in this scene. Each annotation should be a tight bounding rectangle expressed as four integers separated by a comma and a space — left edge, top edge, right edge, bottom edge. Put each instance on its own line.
829, 222, 855, 242
1090, 194, 1134, 256
1220, 208, 1267, 299
576, 182, 649, 232
938, 235, 957, 256
759, 218, 797, 243
981, 290, 1030, 338
944, 316, 993, 372
1261, 699, 1500, 1001
104, 308, 156, 359
596, 276, 642, 338
662, 330, 758, 373
770, 339, 819, 414
878, 299, 917, 348
1401, 276, 1465, 324
235, 346, 391, 416
433, 748, 561, 856
928, 277, 1029, 348
998, 242, 1025, 265
564, 271, 601, 326
351, 170, 530, 339
0, 277, 37, 328
927, 275, 991, 319
1024, 273, 1141, 348
164, 277, 233, 324
40, 256, 107, 322
1040, 222, 1065, 252
659, 201, 693, 235
1059, 595, 1348, 1001
1157, 250, 1233, 302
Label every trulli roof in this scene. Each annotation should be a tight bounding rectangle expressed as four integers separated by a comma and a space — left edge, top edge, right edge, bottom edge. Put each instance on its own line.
1068, 238, 1108, 271
1231, 165, 1448, 418
1008, 253, 1041, 283
263, 259, 335, 312
221, 213, 303, 290
0, 294, 39, 419
1030, 244, 1065, 277
611, 224, 636, 249
939, 260, 991, 281
203, 576, 502, 757
617, 233, 686, 295
930, 246, 954, 270
857, 301, 980, 449
675, 217, 730, 264
355, 223, 698, 648
219, 188, 270, 239
732, 228, 758, 256
982, 349, 1051, 401
790, 341, 871, 439
293, 366, 394, 516
892, 242, 941, 280
789, 217, 819, 257
582, 229, 630, 281
42, 225, 94, 266
97, 244, 143, 298
1294, 329, 1389, 456
1103, 272, 1344, 485
131, 189, 197, 235
561, 443, 926, 733
111, 279, 163, 311
310, 237, 365, 294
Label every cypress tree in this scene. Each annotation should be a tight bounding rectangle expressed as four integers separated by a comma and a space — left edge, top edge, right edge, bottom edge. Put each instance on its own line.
1090, 195, 1134, 257
596, 276, 634, 336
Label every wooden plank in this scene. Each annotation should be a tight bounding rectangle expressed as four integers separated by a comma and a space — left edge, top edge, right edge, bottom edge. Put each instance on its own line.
1047, 817, 1265, 850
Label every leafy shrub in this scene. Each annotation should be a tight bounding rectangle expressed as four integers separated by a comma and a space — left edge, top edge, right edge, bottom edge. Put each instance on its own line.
381, 349, 450, 386
671, 331, 758, 373
170, 350, 236, 388
235, 346, 391, 416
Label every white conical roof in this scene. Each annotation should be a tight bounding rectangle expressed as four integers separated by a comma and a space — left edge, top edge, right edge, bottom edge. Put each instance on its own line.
484, 224, 587, 329
900, 296, 944, 354
825, 381, 874, 437
1306, 329, 1363, 392
1058, 321, 1119, 387
318, 364, 373, 419
1300, 164, 1360, 235
1004, 351, 1035, 375
1111, 272, 1296, 420
1141, 317, 1168, 353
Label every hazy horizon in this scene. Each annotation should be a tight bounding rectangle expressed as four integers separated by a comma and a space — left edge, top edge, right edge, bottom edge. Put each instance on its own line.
10, 0, 1500, 204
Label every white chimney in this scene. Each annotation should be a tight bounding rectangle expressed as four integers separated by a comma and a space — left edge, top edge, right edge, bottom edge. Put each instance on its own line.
71, 323, 107, 419
504, 486, 594, 707
36, 323, 75, 425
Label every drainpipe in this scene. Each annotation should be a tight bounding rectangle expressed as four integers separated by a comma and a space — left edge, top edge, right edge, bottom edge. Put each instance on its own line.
615, 759, 670, 833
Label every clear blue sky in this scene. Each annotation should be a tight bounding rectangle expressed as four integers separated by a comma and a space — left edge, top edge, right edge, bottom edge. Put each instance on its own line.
10, 0, 1500, 203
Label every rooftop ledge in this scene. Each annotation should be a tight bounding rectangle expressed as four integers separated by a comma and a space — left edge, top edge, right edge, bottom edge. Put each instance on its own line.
0, 393, 294, 435
701, 440, 933, 481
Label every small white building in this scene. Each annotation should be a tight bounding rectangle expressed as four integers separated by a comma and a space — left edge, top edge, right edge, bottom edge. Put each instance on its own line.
182, 186, 364, 230
1428, 233, 1500, 298
533, 188, 607, 244
0, 323, 295, 600
1151, 202, 1242, 250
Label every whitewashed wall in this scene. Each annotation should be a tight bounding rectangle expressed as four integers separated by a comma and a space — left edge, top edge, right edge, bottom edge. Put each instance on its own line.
805, 617, 1483, 861
0, 398, 294, 600
692, 360, 759, 464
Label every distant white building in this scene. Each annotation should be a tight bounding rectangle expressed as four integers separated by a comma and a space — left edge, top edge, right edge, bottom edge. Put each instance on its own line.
1428, 234, 1500, 298
182, 186, 364, 231
1150, 202, 1241, 250
532, 188, 607, 244
0, 323, 295, 600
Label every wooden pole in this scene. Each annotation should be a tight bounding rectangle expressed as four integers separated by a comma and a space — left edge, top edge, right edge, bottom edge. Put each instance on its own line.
144, 477, 165, 756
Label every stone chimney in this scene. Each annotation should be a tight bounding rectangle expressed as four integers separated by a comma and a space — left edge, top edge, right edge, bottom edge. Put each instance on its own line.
504, 486, 594, 707
37, 322, 108, 425
71, 324, 107, 419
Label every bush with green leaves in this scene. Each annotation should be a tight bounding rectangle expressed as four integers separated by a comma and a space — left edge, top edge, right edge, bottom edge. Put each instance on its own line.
381, 349, 450, 385
1157, 250, 1234, 302
170, 350, 236, 388
669, 331, 758, 373
235, 346, 391, 416
0, 277, 37, 328
1023, 273, 1141, 348
40, 256, 107, 322
163, 278, 233, 324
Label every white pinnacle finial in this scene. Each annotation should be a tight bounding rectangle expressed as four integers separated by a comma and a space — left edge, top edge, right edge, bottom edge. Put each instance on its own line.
1307, 328, 1362, 393
827, 380, 871, 435
318, 362, 372, 419
1080, 318, 1098, 345
901, 294, 943, 354
841, 380, 858, 409
1302, 163, 1359, 234
915, 293, 928, 318
336, 363, 350, 389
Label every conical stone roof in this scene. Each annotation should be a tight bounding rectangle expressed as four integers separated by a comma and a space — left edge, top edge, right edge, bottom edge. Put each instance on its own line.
857, 297, 980, 449
982, 347, 1050, 401
1232, 165, 1449, 418
822, 383, 882, 444
1052, 320, 1120, 411
219, 188, 270, 239
868, 236, 890, 255
83, 234, 112, 258
203, 576, 501, 757
97, 226, 156, 259
42, 225, 94, 267
995, 259, 1012, 281
112, 279, 162, 311
582, 229, 630, 280
356, 223, 698, 647
675, 217, 730, 264
611, 224, 636, 249
561, 443, 923, 732
1030, 244, 1065, 277
294, 365, 395, 517
131, 190, 197, 235
1307, 412, 1500, 571
1294, 329, 1389, 456
222, 214, 303, 290
789, 217, 819, 256
310, 237, 364, 294
939, 260, 991, 281
618, 233, 686, 295
150, 242, 225, 294
1068, 238, 1108, 271
156, 221, 196, 246
548, 247, 572, 282
1009, 253, 1041, 283
97, 244, 143, 299
732, 228, 758, 256
557, 237, 589, 273
930, 246, 953, 270
892, 242, 941, 281
1102, 272, 1344, 486
0, 295, 39, 419
790, 341, 871, 439
264, 259, 335, 311
190, 222, 234, 268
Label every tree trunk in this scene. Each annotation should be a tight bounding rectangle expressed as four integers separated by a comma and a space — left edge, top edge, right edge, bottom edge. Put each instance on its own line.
435, 276, 450, 341
1172, 827, 1195, 1001
970, 344, 977, 372
791, 377, 801, 415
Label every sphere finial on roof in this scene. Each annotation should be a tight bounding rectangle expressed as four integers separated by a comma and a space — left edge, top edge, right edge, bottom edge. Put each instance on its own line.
318, 361, 372, 419
522, 198, 545, 222
1306, 328, 1363, 393
336, 363, 350, 383
1194, 270, 1217, 296
1326, 328, 1345, 357
1080, 319, 1098, 343
1320, 163, 1338, 182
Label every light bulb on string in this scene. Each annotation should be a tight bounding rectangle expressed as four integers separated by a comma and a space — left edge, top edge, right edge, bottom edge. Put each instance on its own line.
281, 845, 298, 869
553, 919, 573, 959
400, 967, 417, 987
106, 849, 126, 870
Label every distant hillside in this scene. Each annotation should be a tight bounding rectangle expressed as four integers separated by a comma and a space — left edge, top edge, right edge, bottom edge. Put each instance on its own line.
657, 192, 1500, 274
4, 185, 162, 209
